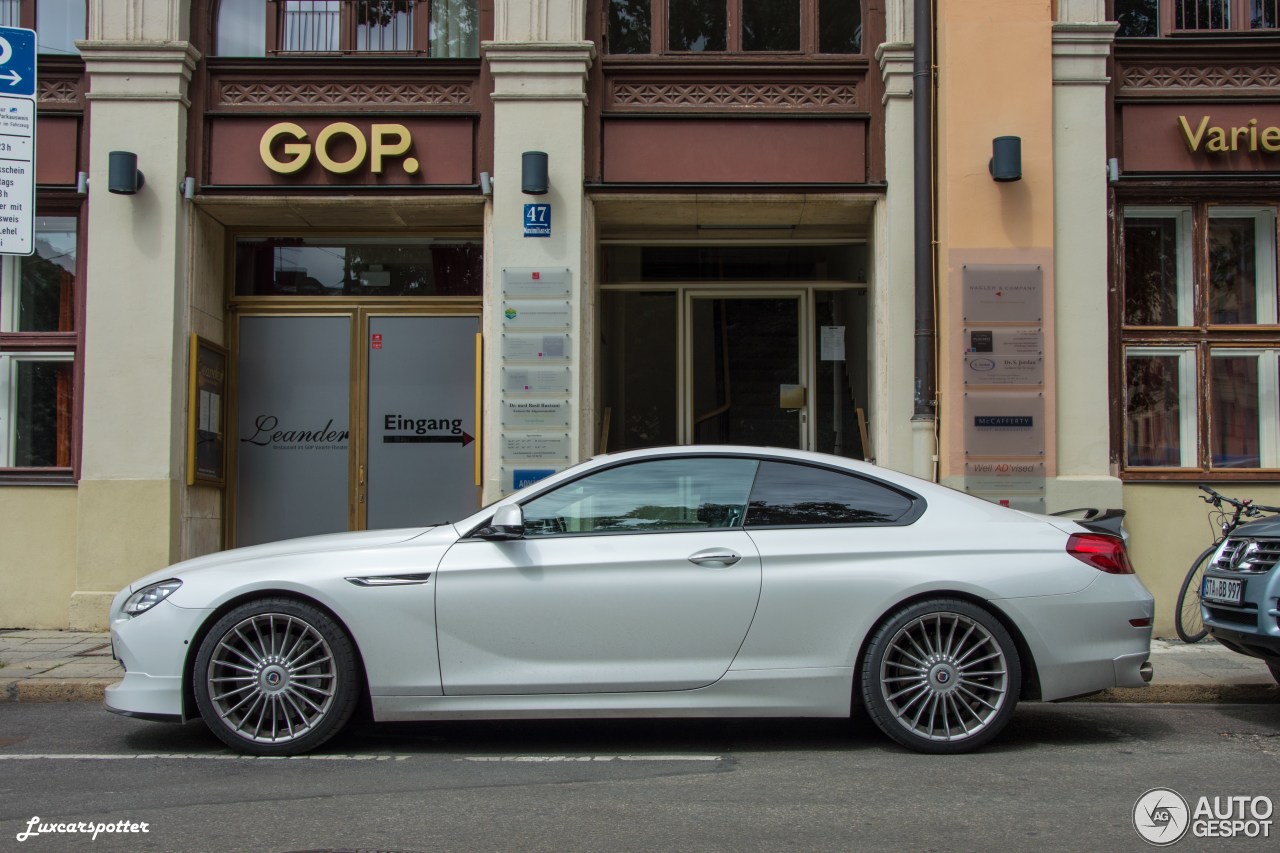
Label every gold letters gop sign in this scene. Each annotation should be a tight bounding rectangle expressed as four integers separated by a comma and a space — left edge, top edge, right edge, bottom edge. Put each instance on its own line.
259, 122, 421, 175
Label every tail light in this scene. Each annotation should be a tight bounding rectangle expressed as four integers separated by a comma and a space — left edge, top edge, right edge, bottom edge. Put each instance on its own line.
1066, 533, 1135, 574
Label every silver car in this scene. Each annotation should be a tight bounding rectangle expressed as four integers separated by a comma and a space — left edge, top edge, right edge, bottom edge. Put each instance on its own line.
106, 446, 1154, 755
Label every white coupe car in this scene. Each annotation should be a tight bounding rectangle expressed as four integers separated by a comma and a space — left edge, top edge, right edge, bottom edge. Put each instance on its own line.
106, 446, 1154, 755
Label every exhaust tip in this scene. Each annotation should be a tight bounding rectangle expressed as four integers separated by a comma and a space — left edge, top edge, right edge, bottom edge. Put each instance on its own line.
1139, 661, 1154, 683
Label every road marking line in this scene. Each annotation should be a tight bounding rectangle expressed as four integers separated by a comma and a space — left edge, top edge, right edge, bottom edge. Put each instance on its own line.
0, 753, 410, 761
461, 755, 723, 762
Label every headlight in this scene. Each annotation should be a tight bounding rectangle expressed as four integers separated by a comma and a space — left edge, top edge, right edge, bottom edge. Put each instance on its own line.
122, 579, 182, 616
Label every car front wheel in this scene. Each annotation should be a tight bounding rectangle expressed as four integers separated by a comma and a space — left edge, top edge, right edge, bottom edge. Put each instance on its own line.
860, 598, 1021, 754
193, 598, 360, 756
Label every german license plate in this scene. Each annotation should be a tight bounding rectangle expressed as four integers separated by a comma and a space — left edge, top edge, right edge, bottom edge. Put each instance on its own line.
1202, 576, 1243, 606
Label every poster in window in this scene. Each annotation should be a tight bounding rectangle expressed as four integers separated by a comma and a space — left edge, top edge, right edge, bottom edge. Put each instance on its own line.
188, 335, 227, 486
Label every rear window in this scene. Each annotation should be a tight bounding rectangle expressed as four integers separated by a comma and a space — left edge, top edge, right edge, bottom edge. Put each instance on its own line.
745, 461, 918, 527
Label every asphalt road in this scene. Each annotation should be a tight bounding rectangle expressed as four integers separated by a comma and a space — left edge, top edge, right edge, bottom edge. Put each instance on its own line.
0, 702, 1277, 852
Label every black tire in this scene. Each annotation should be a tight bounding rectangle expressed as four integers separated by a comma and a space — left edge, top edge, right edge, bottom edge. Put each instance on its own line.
1174, 545, 1216, 644
860, 598, 1021, 754
193, 598, 360, 756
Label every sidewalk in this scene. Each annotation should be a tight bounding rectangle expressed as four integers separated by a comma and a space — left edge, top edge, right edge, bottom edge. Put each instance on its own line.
0, 629, 1276, 704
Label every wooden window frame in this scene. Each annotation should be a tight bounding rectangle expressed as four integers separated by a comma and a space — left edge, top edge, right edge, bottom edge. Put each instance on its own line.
265, 0, 431, 55
1118, 202, 1280, 479
0, 201, 84, 483
607, 0, 862, 57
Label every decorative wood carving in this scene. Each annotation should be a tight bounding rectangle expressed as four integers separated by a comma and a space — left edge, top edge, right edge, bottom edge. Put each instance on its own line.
216, 80, 475, 108
1121, 64, 1280, 92
610, 80, 861, 111
38, 78, 84, 107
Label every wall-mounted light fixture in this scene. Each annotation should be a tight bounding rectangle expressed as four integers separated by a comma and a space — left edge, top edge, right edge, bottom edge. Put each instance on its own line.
521, 151, 548, 195
988, 136, 1021, 183
108, 151, 145, 195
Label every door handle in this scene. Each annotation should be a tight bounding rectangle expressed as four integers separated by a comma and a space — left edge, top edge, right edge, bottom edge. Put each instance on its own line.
688, 548, 741, 567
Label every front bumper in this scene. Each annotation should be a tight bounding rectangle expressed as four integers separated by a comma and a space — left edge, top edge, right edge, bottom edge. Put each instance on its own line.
105, 598, 212, 720
1202, 564, 1280, 665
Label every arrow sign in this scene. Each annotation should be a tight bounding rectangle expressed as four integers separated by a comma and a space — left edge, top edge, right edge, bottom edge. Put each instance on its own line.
0, 30, 35, 98
0, 26, 35, 257
383, 432, 475, 446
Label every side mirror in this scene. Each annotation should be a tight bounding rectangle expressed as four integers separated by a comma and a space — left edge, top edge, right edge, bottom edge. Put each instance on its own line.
475, 504, 525, 541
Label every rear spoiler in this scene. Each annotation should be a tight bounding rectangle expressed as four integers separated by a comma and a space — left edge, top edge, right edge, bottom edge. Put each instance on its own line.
1050, 507, 1127, 540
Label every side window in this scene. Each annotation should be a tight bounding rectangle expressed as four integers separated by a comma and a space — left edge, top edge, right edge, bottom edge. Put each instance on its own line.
521, 457, 758, 536
745, 461, 916, 527
1, 215, 80, 471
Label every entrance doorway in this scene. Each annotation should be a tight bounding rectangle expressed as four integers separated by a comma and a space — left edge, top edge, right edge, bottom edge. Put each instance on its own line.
688, 294, 803, 448
233, 311, 480, 546
599, 284, 868, 457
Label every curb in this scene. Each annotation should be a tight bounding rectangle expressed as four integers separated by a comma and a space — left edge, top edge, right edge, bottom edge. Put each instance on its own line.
1073, 684, 1279, 704
1, 679, 118, 703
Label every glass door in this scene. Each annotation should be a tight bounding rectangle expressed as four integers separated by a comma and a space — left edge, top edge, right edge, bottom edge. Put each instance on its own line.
234, 315, 354, 546
686, 294, 805, 449
233, 311, 481, 546
362, 313, 481, 528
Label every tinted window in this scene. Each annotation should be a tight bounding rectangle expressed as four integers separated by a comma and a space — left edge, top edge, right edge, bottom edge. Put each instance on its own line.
522, 457, 758, 536
745, 461, 915, 527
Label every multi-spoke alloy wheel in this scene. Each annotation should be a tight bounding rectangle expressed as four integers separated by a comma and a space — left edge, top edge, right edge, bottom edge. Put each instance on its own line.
194, 599, 358, 755
861, 599, 1021, 754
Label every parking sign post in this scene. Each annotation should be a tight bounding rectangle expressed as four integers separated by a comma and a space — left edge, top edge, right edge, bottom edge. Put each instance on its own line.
0, 26, 37, 257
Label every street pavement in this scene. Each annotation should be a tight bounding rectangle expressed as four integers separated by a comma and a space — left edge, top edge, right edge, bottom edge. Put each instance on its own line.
0, 628, 1276, 704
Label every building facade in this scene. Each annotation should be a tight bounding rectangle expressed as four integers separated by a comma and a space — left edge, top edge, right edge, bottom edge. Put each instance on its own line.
3, 0, 1269, 638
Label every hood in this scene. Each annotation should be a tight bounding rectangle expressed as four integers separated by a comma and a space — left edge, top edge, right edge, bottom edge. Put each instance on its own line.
123, 526, 448, 592
1229, 514, 1280, 538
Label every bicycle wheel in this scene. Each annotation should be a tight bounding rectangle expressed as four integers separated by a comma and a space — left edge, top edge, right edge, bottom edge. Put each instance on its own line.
1174, 545, 1216, 643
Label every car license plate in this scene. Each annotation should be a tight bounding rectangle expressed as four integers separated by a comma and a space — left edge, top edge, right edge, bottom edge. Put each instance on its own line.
1202, 576, 1243, 606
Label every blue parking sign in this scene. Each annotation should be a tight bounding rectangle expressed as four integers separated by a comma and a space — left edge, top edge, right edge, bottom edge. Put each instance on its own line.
0, 27, 37, 99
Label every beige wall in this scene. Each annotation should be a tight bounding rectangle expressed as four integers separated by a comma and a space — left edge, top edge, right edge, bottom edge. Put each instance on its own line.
71, 13, 199, 627
0, 489, 78, 627
1124, 483, 1280, 637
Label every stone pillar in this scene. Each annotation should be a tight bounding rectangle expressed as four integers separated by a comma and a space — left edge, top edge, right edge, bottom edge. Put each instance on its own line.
71, 0, 197, 628
1048, 8, 1121, 511
482, 0, 594, 503
875, 39, 922, 477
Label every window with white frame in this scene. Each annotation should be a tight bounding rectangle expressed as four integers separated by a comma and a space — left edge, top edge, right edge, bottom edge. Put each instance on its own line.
0, 215, 78, 471
1116, 0, 1280, 36
214, 0, 479, 57
1121, 204, 1280, 473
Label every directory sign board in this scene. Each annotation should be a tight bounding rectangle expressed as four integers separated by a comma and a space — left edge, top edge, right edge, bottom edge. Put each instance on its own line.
0, 26, 36, 256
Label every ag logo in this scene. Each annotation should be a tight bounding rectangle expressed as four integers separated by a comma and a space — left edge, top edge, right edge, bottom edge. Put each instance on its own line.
1133, 788, 1190, 846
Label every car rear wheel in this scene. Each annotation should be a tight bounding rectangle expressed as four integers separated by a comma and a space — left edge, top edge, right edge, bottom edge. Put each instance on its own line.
860, 598, 1021, 754
193, 598, 359, 756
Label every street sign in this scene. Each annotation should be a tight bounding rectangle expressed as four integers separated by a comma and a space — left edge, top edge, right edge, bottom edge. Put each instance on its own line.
0, 26, 36, 257
523, 203, 550, 238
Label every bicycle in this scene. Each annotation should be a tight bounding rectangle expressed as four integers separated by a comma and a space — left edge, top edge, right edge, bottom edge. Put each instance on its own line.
1174, 485, 1280, 643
